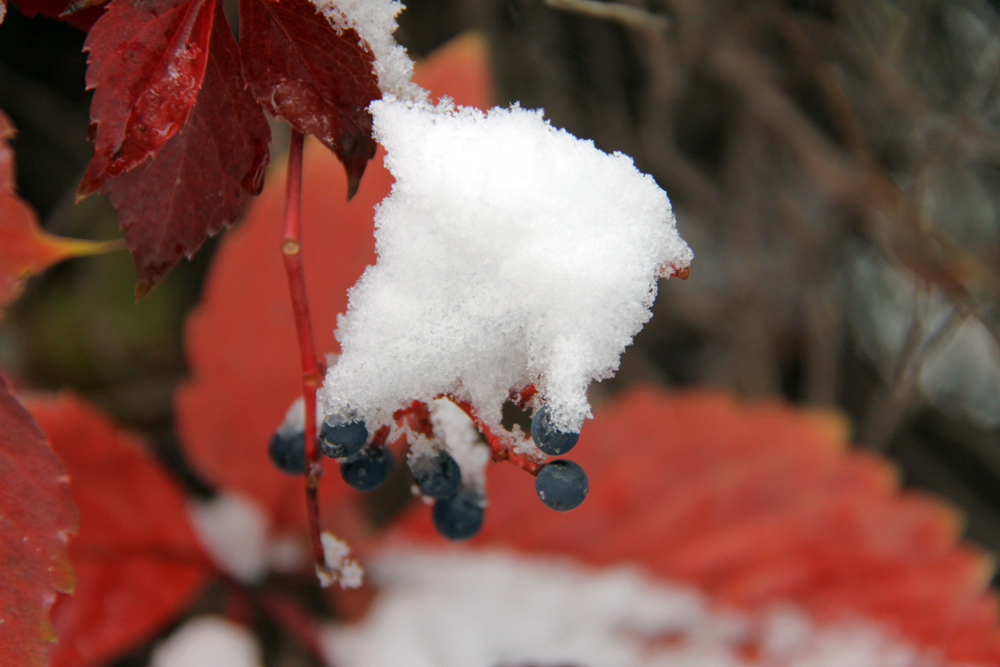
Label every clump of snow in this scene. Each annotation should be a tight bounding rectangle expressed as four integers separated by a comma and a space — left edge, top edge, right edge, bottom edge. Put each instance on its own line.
312, 0, 425, 102
317, 531, 364, 589
321, 99, 692, 434
150, 616, 262, 667
189, 492, 307, 583
428, 398, 491, 491
321, 548, 944, 667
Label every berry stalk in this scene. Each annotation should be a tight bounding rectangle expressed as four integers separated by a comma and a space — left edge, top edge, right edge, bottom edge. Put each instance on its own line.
280, 128, 326, 576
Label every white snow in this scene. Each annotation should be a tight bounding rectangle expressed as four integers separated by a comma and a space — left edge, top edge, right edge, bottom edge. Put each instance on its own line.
320, 548, 950, 667
311, 0, 426, 102
188, 492, 308, 584
317, 531, 364, 589
150, 616, 263, 667
321, 99, 693, 435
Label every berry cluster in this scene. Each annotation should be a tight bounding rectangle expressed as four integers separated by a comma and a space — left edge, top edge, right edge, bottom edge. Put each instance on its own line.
268, 393, 589, 541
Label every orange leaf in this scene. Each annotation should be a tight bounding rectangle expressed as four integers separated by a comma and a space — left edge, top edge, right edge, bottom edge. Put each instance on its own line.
395, 388, 1000, 664
0, 110, 119, 311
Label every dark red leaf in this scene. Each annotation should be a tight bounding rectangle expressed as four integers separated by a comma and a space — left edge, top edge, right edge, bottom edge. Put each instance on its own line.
23, 394, 211, 667
78, 0, 217, 197
7, 0, 106, 31
0, 377, 77, 667
239, 0, 381, 198
104, 0, 271, 298
175, 34, 493, 533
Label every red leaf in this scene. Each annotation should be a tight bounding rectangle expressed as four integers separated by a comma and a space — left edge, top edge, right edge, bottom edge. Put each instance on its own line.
395, 388, 1000, 664
22, 394, 211, 667
239, 0, 381, 199
104, 1, 271, 298
175, 34, 492, 533
0, 377, 77, 667
78, 0, 217, 197
0, 110, 117, 311
7, 0, 106, 31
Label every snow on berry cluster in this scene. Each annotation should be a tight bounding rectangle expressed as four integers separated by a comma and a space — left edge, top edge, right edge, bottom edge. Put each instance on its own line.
319, 97, 692, 437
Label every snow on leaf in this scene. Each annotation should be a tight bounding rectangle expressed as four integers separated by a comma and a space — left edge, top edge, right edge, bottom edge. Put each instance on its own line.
320, 100, 693, 435
78, 0, 217, 198
175, 34, 492, 534
395, 388, 1000, 665
103, 0, 271, 298
22, 394, 211, 667
0, 376, 77, 667
0, 110, 118, 311
238, 0, 383, 199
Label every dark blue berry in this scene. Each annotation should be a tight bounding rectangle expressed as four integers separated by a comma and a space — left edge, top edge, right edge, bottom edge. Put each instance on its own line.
535, 459, 588, 511
410, 451, 462, 499
432, 490, 484, 540
319, 418, 368, 459
269, 430, 305, 474
531, 407, 579, 456
340, 446, 392, 491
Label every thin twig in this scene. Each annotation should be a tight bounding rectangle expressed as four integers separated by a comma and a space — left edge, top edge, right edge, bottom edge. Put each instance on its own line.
545, 0, 671, 34
280, 129, 327, 579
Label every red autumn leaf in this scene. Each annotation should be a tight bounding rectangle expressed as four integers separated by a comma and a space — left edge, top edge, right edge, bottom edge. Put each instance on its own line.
104, 0, 270, 298
395, 388, 1000, 664
0, 110, 117, 311
6, 0, 106, 31
239, 0, 381, 198
77, 0, 217, 198
0, 376, 77, 667
22, 394, 211, 667
175, 34, 492, 533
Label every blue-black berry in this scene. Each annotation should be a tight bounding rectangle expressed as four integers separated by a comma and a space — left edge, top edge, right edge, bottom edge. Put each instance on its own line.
531, 407, 579, 456
340, 446, 392, 491
535, 459, 588, 511
320, 417, 368, 459
269, 430, 305, 474
410, 451, 462, 499
432, 490, 484, 540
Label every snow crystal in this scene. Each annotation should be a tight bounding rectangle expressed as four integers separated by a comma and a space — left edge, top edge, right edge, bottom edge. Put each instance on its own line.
317, 531, 364, 588
321, 99, 693, 435
150, 616, 262, 667
189, 492, 307, 584
321, 548, 949, 667
311, 0, 425, 102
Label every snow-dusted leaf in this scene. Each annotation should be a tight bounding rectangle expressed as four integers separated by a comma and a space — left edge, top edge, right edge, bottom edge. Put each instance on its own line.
395, 388, 1000, 664
0, 377, 77, 667
176, 34, 492, 533
0, 110, 116, 310
238, 0, 382, 198
23, 394, 211, 667
78, 0, 217, 198
104, 1, 270, 298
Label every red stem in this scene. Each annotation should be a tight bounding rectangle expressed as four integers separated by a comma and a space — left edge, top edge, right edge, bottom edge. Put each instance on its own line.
280, 129, 326, 573
449, 396, 543, 475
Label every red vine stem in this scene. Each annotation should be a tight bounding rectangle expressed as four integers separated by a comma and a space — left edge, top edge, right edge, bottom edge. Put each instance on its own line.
448, 396, 543, 475
280, 129, 326, 574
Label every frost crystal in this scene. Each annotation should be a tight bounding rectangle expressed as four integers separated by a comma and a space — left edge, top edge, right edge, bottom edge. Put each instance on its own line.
311, 0, 425, 102
317, 531, 364, 589
321, 98, 692, 433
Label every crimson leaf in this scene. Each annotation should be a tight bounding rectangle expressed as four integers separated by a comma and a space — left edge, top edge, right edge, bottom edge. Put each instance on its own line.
77, 0, 217, 198
104, 0, 270, 298
239, 0, 381, 198
22, 394, 211, 667
0, 376, 77, 667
